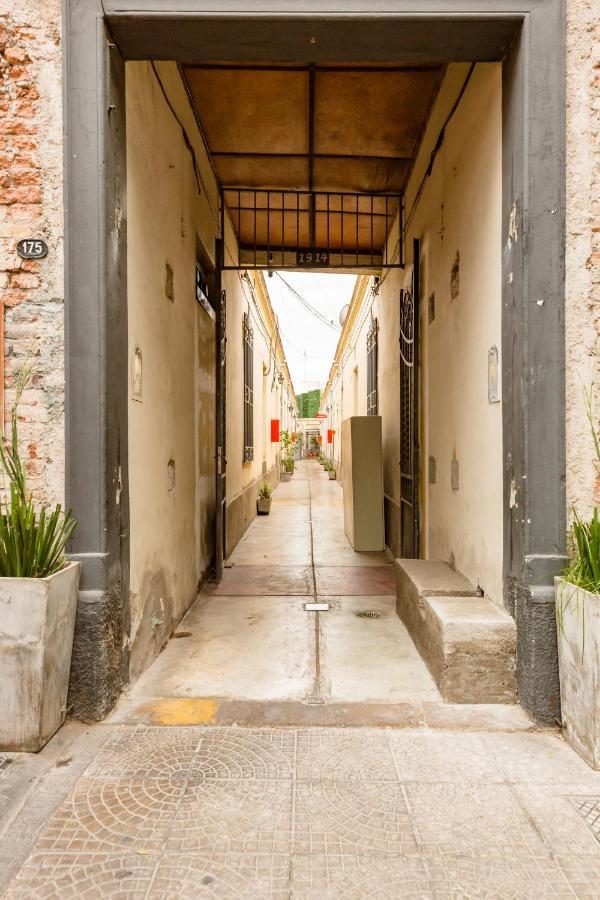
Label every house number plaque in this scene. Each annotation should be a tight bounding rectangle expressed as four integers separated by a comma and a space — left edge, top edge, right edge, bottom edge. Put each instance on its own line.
17, 239, 48, 260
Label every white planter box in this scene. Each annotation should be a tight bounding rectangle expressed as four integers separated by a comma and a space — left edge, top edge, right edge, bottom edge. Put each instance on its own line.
0, 562, 81, 752
555, 577, 600, 769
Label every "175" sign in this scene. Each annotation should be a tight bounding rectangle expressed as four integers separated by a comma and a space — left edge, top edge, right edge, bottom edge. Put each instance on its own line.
17, 239, 48, 260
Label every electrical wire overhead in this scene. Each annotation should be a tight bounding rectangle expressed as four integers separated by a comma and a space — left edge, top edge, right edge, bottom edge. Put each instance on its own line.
274, 273, 341, 332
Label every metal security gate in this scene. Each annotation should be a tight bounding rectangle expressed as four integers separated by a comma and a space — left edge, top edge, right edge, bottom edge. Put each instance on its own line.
220, 188, 403, 271
214, 240, 227, 581
399, 238, 420, 558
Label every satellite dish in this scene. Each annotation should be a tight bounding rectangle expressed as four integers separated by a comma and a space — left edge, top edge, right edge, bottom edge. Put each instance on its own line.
339, 304, 350, 326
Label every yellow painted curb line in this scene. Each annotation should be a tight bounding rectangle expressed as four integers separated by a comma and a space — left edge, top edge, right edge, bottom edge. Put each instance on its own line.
138, 698, 219, 725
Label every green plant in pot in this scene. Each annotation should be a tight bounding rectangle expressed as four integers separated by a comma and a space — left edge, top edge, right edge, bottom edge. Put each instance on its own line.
257, 481, 272, 515
0, 365, 81, 752
555, 384, 600, 769
325, 459, 337, 480
280, 430, 296, 480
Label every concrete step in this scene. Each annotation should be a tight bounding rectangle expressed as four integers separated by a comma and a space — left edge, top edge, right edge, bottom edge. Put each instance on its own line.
395, 559, 517, 704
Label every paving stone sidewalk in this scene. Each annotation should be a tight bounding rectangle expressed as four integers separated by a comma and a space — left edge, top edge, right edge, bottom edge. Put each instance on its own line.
2, 724, 600, 897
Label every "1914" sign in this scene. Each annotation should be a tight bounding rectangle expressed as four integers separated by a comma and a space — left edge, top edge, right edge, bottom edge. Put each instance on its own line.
296, 248, 329, 267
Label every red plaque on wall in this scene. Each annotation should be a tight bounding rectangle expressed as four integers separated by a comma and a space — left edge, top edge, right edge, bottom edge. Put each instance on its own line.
327, 429, 333, 444
270, 419, 280, 442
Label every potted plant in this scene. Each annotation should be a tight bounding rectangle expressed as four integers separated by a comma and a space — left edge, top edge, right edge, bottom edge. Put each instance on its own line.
555, 385, 600, 769
0, 367, 79, 752
280, 430, 296, 479
325, 460, 337, 480
257, 481, 272, 515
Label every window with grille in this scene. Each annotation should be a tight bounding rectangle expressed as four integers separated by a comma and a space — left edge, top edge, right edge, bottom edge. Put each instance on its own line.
367, 316, 378, 416
243, 312, 254, 461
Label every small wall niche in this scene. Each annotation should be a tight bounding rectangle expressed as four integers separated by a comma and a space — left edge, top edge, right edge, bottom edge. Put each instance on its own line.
428, 455, 437, 484
131, 345, 143, 401
167, 458, 176, 493
165, 262, 174, 302
451, 455, 459, 491
450, 252, 460, 300
428, 292, 436, 324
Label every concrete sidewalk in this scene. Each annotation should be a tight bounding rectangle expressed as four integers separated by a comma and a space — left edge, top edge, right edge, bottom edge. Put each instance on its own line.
2, 461, 600, 896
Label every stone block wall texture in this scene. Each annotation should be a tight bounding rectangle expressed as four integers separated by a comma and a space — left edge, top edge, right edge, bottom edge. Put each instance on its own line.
566, 0, 600, 517
0, 0, 64, 507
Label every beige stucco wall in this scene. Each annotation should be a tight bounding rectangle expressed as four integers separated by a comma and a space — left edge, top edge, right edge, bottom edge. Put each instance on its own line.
323, 64, 504, 604
565, 0, 600, 518
414, 63, 503, 603
126, 62, 295, 675
126, 61, 220, 677
224, 268, 296, 505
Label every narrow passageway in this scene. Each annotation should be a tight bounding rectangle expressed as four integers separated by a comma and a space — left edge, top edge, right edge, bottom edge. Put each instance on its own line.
117, 460, 440, 722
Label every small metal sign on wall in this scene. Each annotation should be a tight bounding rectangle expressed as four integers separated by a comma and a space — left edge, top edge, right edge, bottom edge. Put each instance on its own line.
488, 345, 500, 402
17, 239, 48, 260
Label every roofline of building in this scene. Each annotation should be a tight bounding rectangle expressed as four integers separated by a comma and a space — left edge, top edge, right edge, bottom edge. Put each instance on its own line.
319, 273, 371, 409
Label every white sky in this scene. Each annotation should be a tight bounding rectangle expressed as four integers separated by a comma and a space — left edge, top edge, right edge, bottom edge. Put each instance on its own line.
266, 272, 357, 396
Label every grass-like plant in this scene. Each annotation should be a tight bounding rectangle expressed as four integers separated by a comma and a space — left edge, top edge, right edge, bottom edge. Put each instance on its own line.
0, 366, 76, 577
258, 481, 272, 499
562, 384, 600, 594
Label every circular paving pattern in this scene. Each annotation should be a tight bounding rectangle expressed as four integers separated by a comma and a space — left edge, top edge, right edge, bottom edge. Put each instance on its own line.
39, 778, 181, 853
5, 854, 155, 899
167, 778, 291, 853
86, 728, 200, 780
296, 778, 415, 854
190, 731, 294, 783
296, 733, 397, 783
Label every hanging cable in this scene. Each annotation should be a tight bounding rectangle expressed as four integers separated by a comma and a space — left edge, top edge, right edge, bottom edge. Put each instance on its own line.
274, 273, 341, 332
149, 62, 222, 231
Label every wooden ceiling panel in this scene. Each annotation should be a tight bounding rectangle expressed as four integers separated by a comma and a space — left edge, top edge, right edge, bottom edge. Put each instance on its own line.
314, 69, 441, 158
313, 157, 410, 194
182, 64, 441, 265
214, 156, 308, 190
183, 66, 308, 154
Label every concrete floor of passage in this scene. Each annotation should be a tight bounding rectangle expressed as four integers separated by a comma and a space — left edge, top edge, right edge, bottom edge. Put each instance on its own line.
123, 460, 441, 707
7, 469, 600, 898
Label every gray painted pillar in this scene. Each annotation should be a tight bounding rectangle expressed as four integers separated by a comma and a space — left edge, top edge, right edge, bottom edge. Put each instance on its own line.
64, 0, 129, 719
502, 0, 567, 724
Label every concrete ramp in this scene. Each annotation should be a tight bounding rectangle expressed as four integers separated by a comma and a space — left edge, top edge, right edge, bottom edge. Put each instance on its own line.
395, 559, 517, 704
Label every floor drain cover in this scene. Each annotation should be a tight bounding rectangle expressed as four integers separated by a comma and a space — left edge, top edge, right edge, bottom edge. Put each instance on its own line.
572, 797, 600, 843
356, 609, 382, 618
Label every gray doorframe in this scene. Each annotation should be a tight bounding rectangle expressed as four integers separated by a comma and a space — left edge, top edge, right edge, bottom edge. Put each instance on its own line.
63, 0, 566, 724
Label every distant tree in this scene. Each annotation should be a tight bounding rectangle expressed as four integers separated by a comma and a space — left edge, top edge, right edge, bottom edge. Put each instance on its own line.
296, 389, 321, 418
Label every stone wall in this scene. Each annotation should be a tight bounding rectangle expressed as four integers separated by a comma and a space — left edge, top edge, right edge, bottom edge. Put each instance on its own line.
0, 0, 64, 507
566, 0, 600, 517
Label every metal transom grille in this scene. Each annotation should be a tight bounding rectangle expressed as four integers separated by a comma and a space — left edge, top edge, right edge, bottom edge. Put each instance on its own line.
221, 188, 401, 271
243, 312, 254, 462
